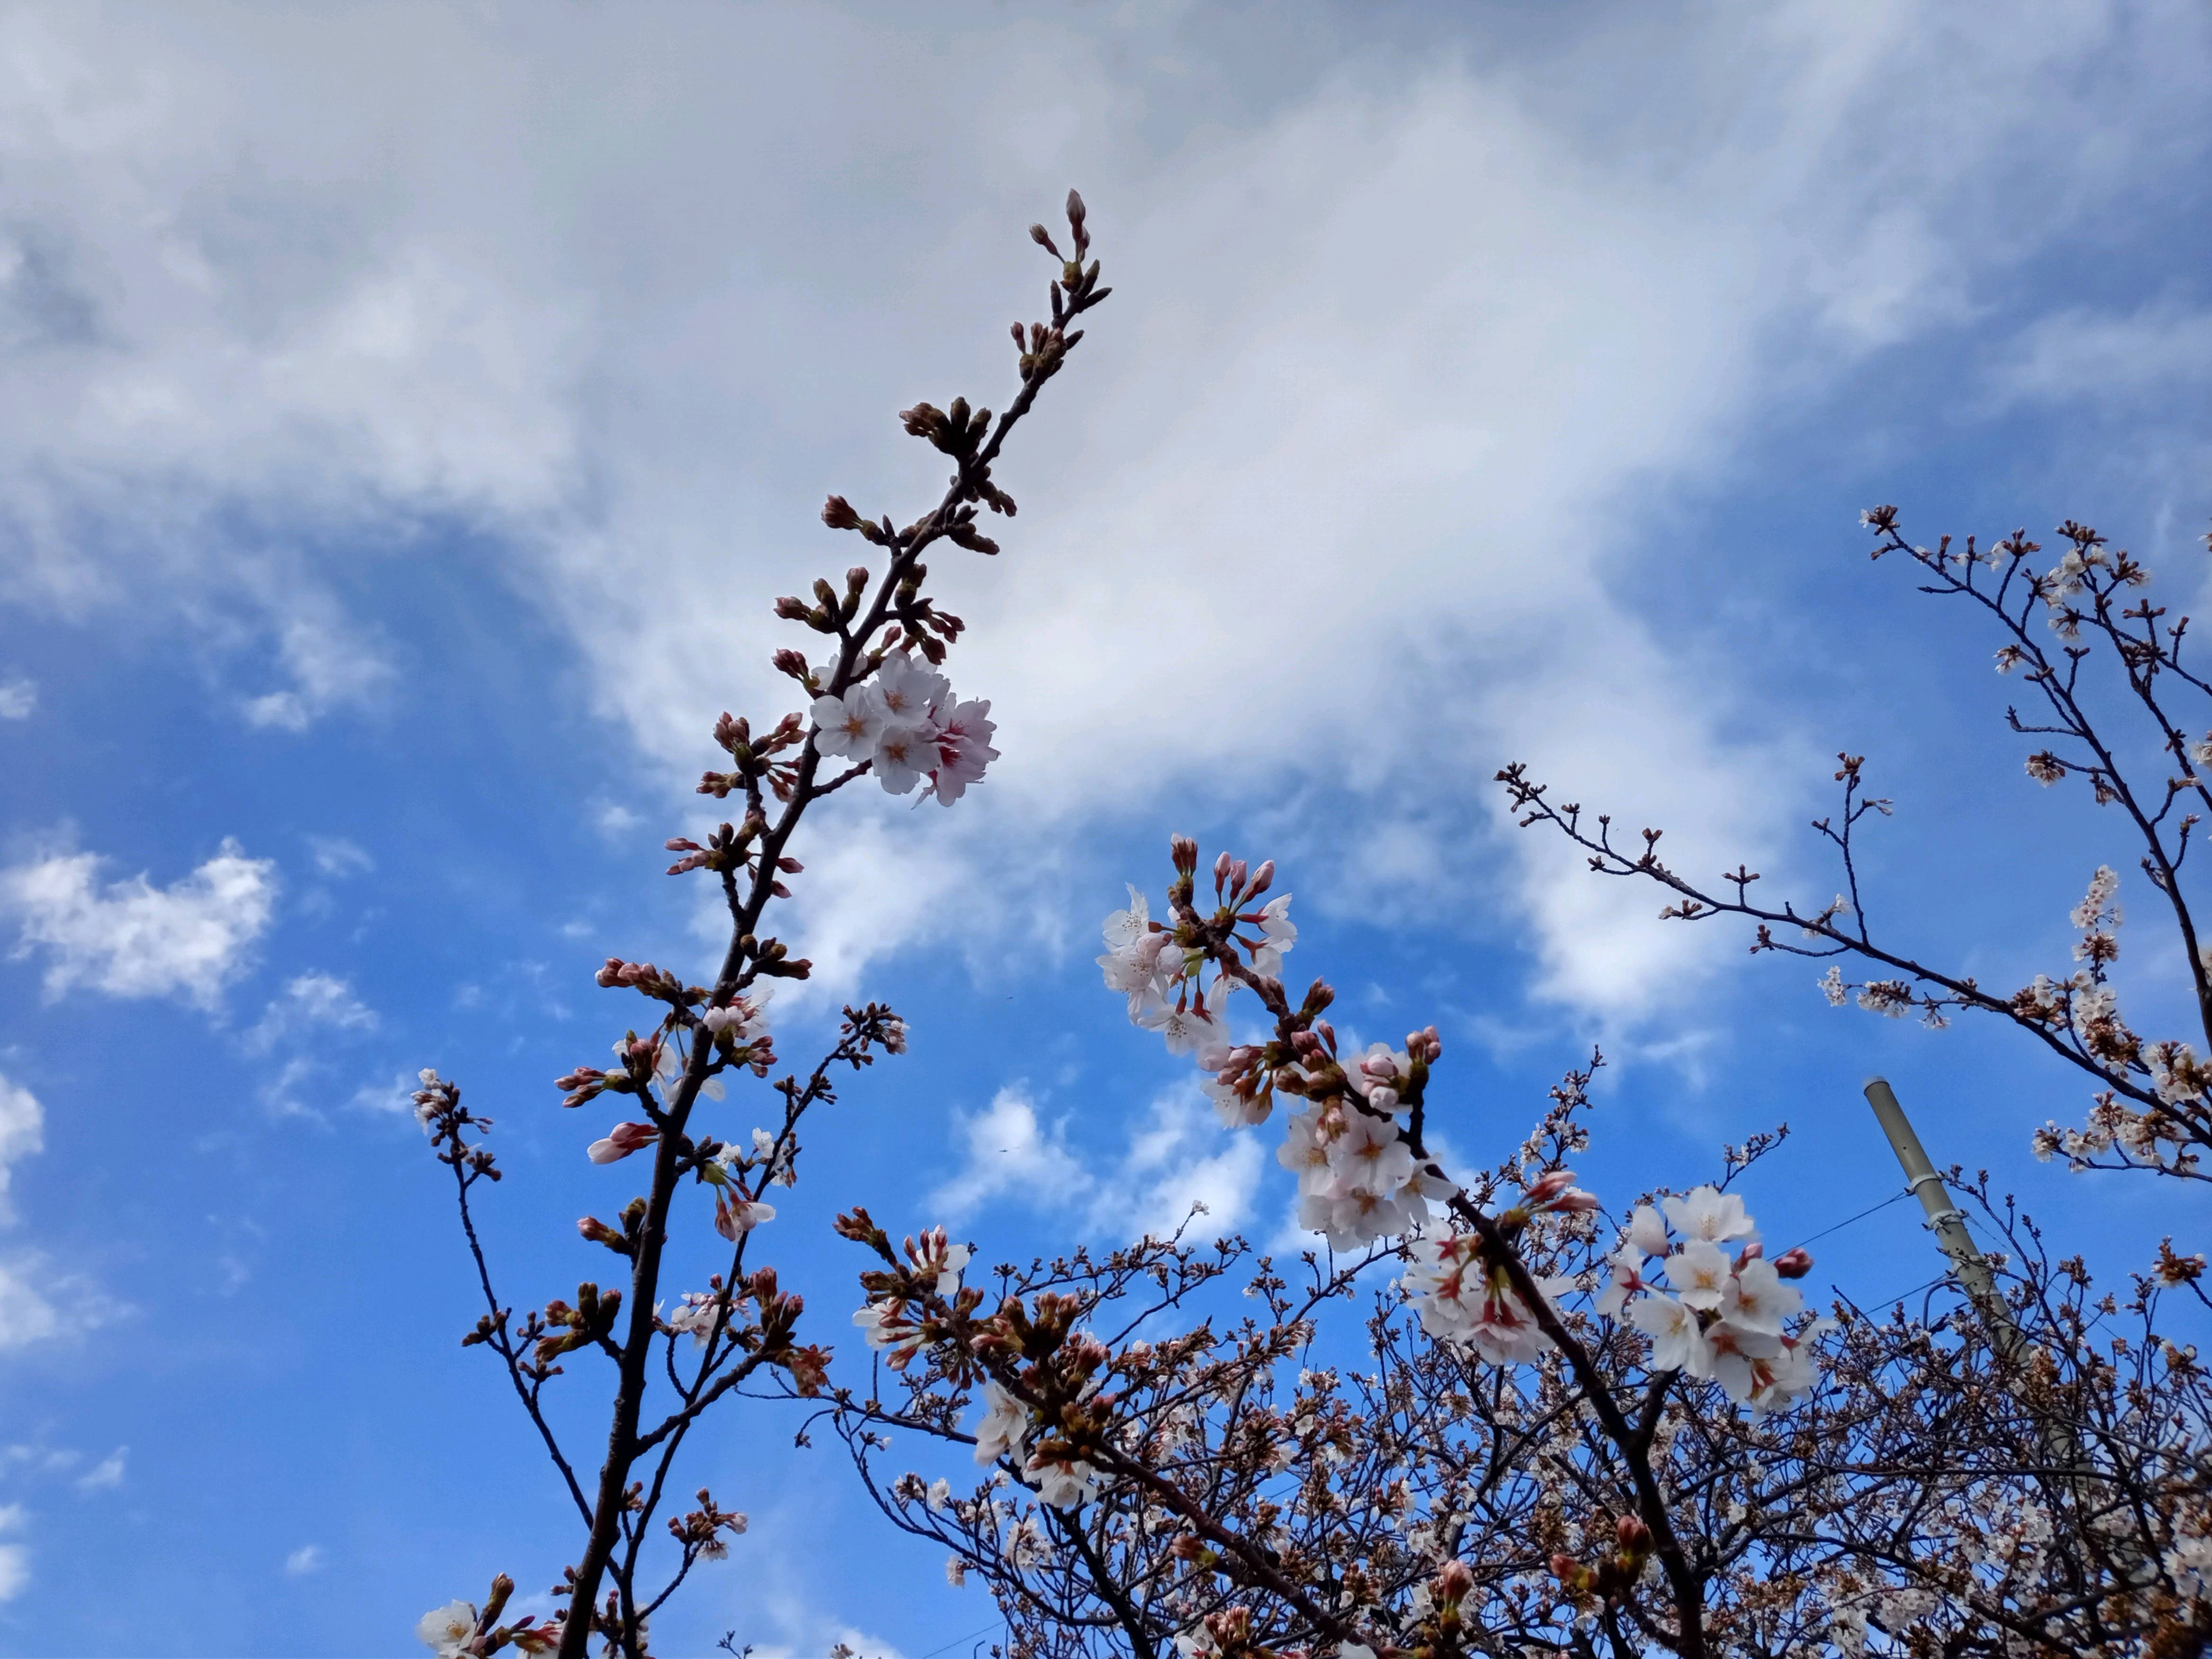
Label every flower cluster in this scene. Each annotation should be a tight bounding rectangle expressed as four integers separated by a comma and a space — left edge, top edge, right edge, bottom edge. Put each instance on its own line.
1398, 1169, 1596, 1362
1401, 1233, 1572, 1365
1099, 849, 1459, 1251
1596, 1186, 1824, 1411
1275, 1032, 1458, 1249
811, 649, 999, 803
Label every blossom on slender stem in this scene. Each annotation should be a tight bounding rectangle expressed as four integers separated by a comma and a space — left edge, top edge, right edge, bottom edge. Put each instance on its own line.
972, 1379, 1028, 1466
853, 1298, 925, 1367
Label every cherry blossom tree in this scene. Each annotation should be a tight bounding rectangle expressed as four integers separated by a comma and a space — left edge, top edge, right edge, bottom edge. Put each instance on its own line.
832, 838, 2209, 1658
413, 192, 2210, 1659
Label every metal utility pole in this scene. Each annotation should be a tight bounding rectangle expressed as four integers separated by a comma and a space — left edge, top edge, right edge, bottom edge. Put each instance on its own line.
1861, 1075, 2116, 1552
1861, 1075, 2021, 1358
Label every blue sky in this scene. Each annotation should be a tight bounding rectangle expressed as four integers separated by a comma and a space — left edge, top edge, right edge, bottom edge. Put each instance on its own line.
2, 1, 2211, 1652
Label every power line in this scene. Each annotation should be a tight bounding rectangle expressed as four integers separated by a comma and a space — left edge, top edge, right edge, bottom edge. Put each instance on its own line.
1784, 1184, 1914, 1254
914, 1622, 1008, 1659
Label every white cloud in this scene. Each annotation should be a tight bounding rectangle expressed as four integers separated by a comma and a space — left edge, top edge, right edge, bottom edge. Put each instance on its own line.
307, 835, 373, 878
0, 2, 2202, 1020
0, 1077, 126, 1343
72, 1446, 123, 1493
348, 1070, 420, 1115
1, 838, 277, 1008
930, 1080, 1266, 1241
0, 1503, 23, 1602
241, 603, 394, 731
0, 679, 33, 719
244, 972, 378, 1054
285, 1543, 326, 1576
0, 1254, 123, 1349
0, 1078, 41, 1219
929, 1085, 1089, 1221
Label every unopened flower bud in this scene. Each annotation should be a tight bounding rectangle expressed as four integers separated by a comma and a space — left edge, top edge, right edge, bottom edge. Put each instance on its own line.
772, 647, 811, 680
1247, 859, 1274, 899
821, 495, 861, 530
587, 1122, 660, 1164
1616, 1514, 1652, 1552
1771, 1247, 1814, 1279
1525, 1169, 1577, 1203
1433, 1558, 1475, 1605
1170, 835, 1198, 874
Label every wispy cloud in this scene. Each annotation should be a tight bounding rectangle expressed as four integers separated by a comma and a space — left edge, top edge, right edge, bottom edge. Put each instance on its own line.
0, 1502, 24, 1602
931, 1080, 1266, 1241
306, 835, 373, 879
0, 1077, 41, 1220
244, 972, 377, 1055
0, 1254, 125, 1350
71, 1447, 124, 1494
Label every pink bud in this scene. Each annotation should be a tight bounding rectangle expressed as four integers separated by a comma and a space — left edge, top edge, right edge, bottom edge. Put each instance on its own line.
1736, 1241, 1765, 1267
1772, 1247, 1814, 1279
1525, 1169, 1577, 1204
596, 957, 624, 987
587, 1122, 660, 1163
1247, 860, 1275, 899
1213, 850, 1232, 888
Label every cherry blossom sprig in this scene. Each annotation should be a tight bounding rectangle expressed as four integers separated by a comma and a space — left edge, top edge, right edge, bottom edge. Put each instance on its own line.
1502, 509, 2212, 1185
419, 191, 1112, 1659
416, 1576, 557, 1658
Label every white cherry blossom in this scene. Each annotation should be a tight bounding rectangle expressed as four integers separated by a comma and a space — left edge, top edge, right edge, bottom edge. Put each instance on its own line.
1628, 1293, 1710, 1374
1663, 1239, 1734, 1311
810, 684, 887, 759
1625, 1204, 1670, 1257
872, 723, 936, 793
416, 1601, 477, 1658
1662, 1185, 1756, 1244
1721, 1256, 1803, 1336
972, 1379, 1028, 1466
